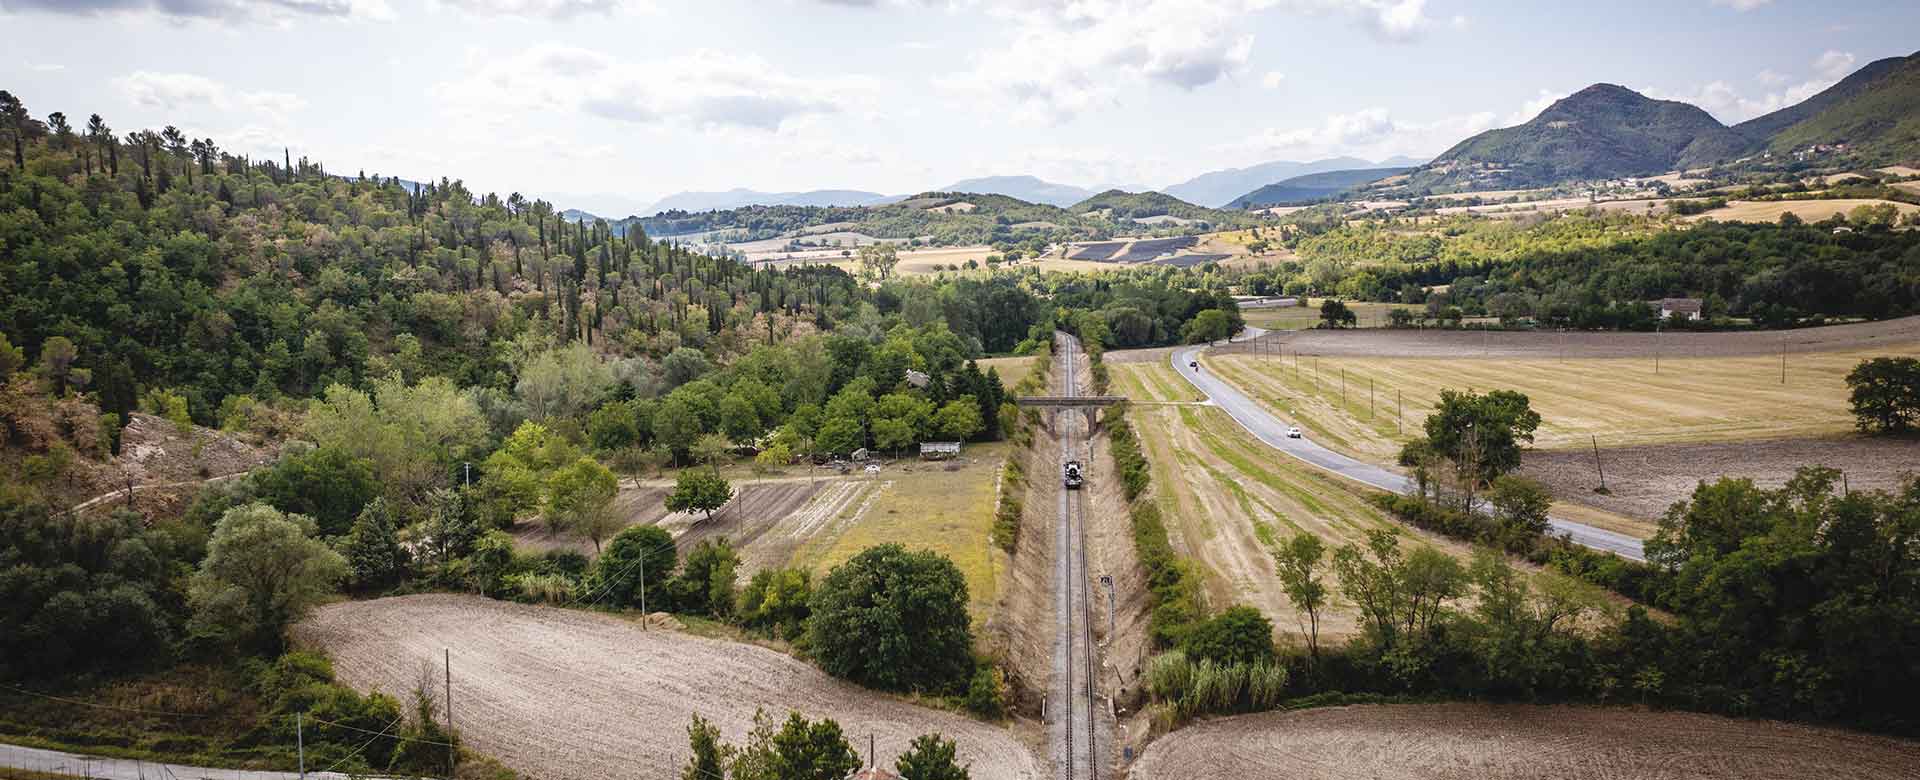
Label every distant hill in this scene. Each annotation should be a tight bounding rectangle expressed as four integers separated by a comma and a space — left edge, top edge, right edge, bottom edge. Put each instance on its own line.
1068, 190, 1234, 225
1230, 167, 1413, 208
1403, 84, 1751, 191
646, 188, 892, 214
1734, 53, 1913, 142
1745, 51, 1920, 165
937, 175, 1094, 207
1163, 157, 1404, 207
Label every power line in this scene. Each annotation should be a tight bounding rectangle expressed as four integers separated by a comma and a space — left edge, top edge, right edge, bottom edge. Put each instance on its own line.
1, 683, 218, 720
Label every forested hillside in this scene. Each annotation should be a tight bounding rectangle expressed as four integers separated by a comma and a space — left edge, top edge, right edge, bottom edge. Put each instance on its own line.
1405, 84, 1750, 191
1257, 211, 1920, 327
632, 189, 1251, 251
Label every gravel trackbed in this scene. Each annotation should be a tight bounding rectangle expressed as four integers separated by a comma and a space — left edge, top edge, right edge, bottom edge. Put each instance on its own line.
296, 595, 1040, 780
1132, 703, 1920, 780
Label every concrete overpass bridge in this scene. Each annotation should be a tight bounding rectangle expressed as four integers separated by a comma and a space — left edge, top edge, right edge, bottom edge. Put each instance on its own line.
1014, 395, 1127, 429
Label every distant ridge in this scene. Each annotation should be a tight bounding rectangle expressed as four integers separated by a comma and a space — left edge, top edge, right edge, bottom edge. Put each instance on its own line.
935, 175, 1094, 207
1230, 167, 1413, 208
1163, 157, 1415, 207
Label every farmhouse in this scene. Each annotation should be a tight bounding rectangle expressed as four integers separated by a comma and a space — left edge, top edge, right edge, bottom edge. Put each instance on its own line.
920, 441, 961, 460
1656, 297, 1703, 321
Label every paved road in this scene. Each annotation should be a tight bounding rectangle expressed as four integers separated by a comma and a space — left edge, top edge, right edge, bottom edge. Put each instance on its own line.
1170, 342, 1646, 560
1048, 332, 1106, 780
0, 742, 385, 780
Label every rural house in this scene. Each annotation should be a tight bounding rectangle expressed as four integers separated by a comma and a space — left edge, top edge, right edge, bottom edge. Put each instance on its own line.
1656, 297, 1703, 321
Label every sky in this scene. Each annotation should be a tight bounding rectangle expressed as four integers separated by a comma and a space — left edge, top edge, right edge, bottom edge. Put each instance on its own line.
2, 0, 1916, 216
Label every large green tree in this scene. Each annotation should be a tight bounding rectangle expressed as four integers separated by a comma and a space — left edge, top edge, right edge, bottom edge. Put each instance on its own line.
665, 467, 733, 523
188, 503, 347, 651
1845, 356, 1920, 433
808, 544, 974, 693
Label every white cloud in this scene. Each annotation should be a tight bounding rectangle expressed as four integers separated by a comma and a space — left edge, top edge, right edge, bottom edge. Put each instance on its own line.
1756, 68, 1787, 86
1261, 71, 1288, 89
938, 0, 1446, 124
115, 71, 308, 123
427, 0, 646, 19
1813, 50, 1856, 79
1234, 106, 1495, 160
1709, 0, 1771, 11
27, 62, 65, 72
0, 0, 393, 24
1504, 89, 1566, 127
436, 44, 861, 131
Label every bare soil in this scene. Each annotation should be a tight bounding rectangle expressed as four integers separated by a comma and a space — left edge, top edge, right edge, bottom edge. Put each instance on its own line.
1131, 703, 1920, 780
295, 594, 1041, 780
1523, 435, 1920, 522
1261, 315, 1920, 359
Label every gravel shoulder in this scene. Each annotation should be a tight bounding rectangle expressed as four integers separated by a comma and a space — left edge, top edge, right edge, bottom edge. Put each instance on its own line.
294, 595, 1040, 780
1132, 703, 1920, 780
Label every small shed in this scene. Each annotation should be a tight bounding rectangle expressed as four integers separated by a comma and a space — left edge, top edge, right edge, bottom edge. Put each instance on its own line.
920, 441, 962, 460
851, 447, 871, 462
1656, 297, 1703, 321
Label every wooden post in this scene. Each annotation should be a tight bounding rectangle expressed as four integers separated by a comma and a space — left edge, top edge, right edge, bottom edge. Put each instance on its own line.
445, 648, 456, 775
1591, 435, 1607, 492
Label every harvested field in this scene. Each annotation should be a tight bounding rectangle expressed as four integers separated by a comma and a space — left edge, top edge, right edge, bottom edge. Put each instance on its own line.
1523, 436, 1920, 523
1205, 341, 1906, 462
297, 595, 1041, 780
1115, 361, 1473, 646
1108, 360, 1203, 403
1689, 198, 1920, 224
1262, 315, 1920, 358
1132, 703, 1920, 780
1880, 165, 1920, 177
1244, 299, 1412, 330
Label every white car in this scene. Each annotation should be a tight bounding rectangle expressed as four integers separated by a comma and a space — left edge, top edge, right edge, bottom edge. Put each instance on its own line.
1285, 426, 1303, 439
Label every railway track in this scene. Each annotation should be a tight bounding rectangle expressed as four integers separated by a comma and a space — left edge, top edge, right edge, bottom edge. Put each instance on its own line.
1049, 332, 1103, 780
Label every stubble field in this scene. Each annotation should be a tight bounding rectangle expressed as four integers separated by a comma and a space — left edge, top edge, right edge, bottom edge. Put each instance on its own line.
1108, 360, 1480, 646
296, 595, 1041, 780
1131, 703, 1920, 780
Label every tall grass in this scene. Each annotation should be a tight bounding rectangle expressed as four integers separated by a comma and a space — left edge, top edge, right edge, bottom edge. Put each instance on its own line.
1146, 650, 1290, 723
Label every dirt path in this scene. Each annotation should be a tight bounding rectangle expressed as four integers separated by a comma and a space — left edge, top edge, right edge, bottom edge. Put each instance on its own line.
66, 470, 252, 514
295, 595, 1041, 780
1132, 703, 1920, 779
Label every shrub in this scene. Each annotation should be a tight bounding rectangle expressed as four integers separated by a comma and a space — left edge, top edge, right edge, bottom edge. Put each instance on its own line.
807, 544, 974, 694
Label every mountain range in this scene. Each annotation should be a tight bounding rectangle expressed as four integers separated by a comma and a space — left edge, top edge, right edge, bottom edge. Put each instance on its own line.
1401, 49, 1920, 192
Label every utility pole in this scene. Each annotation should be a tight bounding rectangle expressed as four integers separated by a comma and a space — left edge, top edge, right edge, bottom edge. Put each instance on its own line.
297, 712, 305, 780
462, 462, 471, 488
639, 552, 648, 628
1780, 336, 1787, 384
445, 648, 456, 776
1591, 434, 1607, 493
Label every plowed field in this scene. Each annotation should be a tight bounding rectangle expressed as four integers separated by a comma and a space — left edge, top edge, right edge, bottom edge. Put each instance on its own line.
1132, 703, 1920, 779
296, 595, 1041, 780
